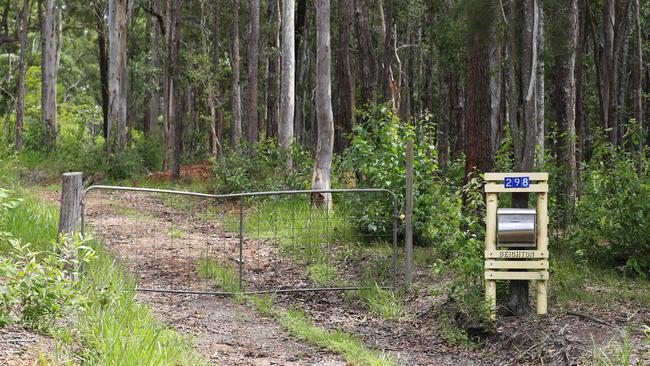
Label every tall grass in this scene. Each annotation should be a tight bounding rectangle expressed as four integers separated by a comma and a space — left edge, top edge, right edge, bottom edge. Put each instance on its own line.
590, 330, 636, 366
227, 198, 346, 262
77, 243, 209, 366
197, 257, 239, 292
279, 308, 396, 366
0, 190, 58, 253
552, 255, 650, 307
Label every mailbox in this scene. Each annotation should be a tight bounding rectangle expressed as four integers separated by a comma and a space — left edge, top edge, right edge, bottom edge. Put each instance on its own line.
484, 172, 549, 317
497, 208, 536, 248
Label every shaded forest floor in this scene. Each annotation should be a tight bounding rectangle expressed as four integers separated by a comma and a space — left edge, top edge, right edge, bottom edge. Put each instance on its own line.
9, 168, 649, 366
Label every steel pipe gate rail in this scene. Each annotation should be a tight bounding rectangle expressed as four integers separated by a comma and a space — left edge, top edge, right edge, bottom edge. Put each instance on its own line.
81, 186, 400, 296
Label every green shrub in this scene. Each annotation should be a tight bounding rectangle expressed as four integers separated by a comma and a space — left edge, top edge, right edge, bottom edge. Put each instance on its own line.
22, 120, 50, 153
343, 104, 462, 245
567, 146, 650, 275
0, 188, 94, 329
211, 138, 314, 193
136, 134, 163, 172
1, 235, 94, 329
105, 148, 146, 181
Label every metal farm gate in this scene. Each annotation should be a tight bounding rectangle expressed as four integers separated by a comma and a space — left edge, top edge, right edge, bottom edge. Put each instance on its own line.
81, 186, 400, 295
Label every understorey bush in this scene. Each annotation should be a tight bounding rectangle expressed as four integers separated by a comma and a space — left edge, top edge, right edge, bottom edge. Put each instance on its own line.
1, 235, 94, 329
211, 138, 315, 193
342, 104, 465, 246
567, 145, 650, 276
0, 188, 94, 329
433, 176, 495, 342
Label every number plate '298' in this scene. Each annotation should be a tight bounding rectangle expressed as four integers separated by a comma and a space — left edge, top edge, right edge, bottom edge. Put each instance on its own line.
504, 176, 530, 188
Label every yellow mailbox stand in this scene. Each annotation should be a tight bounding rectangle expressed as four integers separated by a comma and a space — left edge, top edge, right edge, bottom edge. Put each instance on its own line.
484, 172, 549, 317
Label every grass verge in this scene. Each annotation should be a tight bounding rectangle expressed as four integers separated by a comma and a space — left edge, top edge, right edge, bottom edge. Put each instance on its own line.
1, 183, 210, 365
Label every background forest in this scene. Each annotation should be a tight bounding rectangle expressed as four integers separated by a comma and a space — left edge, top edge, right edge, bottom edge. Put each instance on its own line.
0, 0, 650, 361
1, 0, 650, 296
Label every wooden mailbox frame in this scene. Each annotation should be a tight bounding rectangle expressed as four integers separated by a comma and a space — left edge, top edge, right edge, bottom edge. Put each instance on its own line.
484, 172, 548, 317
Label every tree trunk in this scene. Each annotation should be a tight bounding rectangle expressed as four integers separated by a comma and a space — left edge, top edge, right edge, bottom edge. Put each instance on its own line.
246, 0, 260, 145
97, 13, 109, 140
231, 0, 243, 146
280, 0, 295, 169
108, 0, 128, 152
312, 0, 334, 209
399, 21, 414, 124
601, 0, 614, 141
535, 5, 545, 166
148, 0, 161, 136
450, 74, 465, 161
601, 0, 618, 145
162, 0, 171, 170
464, 1, 493, 180
555, 0, 579, 207
616, 10, 630, 147
294, 0, 308, 145
41, 0, 60, 149
354, 0, 376, 106
489, 24, 502, 156
204, 0, 221, 156
185, 86, 195, 155
633, 0, 643, 160
381, 0, 395, 107
14, 0, 29, 151
171, 0, 182, 180
520, 0, 538, 171
602, 0, 631, 145
438, 71, 451, 171
575, 0, 588, 169
120, 0, 129, 148
505, 10, 522, 164
506, 0, 545, 315
143, 10, 152, 136
266, 0, 280, 140
335, 0, 354, 152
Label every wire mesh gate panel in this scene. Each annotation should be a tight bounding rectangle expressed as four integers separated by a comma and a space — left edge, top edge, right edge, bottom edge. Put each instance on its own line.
82, 187, 400, 295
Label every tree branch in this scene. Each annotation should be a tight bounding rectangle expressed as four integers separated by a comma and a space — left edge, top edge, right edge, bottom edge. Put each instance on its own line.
140, 3, 165, 36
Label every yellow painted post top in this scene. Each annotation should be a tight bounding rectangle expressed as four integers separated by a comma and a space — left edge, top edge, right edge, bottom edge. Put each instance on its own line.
484, 172, 549, 182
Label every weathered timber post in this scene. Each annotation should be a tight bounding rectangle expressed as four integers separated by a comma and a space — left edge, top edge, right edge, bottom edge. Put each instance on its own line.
59, 172, 83, 236
405, 138, 414, 285
59, 172, 83, 274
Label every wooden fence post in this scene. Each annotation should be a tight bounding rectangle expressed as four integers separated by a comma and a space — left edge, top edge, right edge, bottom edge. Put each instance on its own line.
59, 172, 83, 236
405, 139, 414, 285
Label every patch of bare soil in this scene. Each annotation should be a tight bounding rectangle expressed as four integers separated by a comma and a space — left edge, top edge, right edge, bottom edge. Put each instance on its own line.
70, 189, 650, 365
0, 325, 54, 366
147, 162, 212, 183
484, 304, 650, 365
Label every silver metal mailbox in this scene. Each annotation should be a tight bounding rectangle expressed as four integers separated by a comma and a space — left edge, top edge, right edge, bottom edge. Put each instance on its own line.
497, 208, 536, 248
